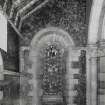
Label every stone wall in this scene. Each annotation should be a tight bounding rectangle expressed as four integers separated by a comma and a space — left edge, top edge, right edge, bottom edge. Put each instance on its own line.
19, 27, 87, 105
20, 0, 87, 46
0, 74, 20, 105
0, 22, 19, 72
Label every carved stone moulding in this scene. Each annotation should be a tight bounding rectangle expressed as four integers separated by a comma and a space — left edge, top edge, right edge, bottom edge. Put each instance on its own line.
29, 27, 76, 105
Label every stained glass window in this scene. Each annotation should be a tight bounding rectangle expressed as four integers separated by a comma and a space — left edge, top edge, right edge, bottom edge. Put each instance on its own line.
38, 43, 67, 105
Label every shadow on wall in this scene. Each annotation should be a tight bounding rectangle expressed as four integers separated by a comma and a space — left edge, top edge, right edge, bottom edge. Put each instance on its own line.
0, 22, 19, 72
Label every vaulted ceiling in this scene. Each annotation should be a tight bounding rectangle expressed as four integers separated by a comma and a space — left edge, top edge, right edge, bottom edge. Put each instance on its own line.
0, 0, 50, 71
0, 0, 50, 36
0, 0, 92, 46
0, 0, 92, 72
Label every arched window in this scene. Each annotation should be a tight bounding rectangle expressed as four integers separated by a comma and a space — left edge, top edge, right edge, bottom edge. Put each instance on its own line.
29, 27, 74, 105
38, 43, 67, 105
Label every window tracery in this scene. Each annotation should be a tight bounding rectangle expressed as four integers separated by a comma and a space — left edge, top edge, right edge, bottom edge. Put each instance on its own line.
38, 43, 67, 105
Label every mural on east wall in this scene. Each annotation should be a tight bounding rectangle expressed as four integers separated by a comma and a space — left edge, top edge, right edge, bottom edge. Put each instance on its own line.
0, 22, 19, 72
21, 0, 87, 46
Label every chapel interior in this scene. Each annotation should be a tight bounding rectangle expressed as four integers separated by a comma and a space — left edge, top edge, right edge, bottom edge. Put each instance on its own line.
0, 0, 105, 105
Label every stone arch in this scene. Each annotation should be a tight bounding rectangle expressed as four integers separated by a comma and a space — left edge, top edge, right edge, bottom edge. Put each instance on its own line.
29, 27, 75, 105
87, 1, 105, 105
101, 13, 105, 40
30, 27, 74, 49
88, 0, 105, 44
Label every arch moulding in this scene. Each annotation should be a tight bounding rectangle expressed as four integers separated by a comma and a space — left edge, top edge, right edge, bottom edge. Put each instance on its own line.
29, 27, 76, 105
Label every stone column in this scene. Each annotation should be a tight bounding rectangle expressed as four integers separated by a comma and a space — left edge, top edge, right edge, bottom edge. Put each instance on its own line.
20, 46, 34, 105
86, 47, 97, 105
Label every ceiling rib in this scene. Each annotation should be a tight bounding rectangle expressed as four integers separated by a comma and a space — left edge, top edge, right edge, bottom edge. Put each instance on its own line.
10, 4, 15, 18
9, 0, 23, 20
3, 0, 8, 12
8, 19, 25, 40
0, 0, 50, 39
22, 0, 49, 20
18, 0, 49, 31
14, 0, 39, 26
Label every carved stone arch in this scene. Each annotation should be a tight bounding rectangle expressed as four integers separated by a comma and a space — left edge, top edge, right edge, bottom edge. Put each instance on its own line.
29, 27, 75, 105
87, 1, 105, 105
101, 13, 105, 40
88, 0, 105, 44
30, 27, 74, 50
